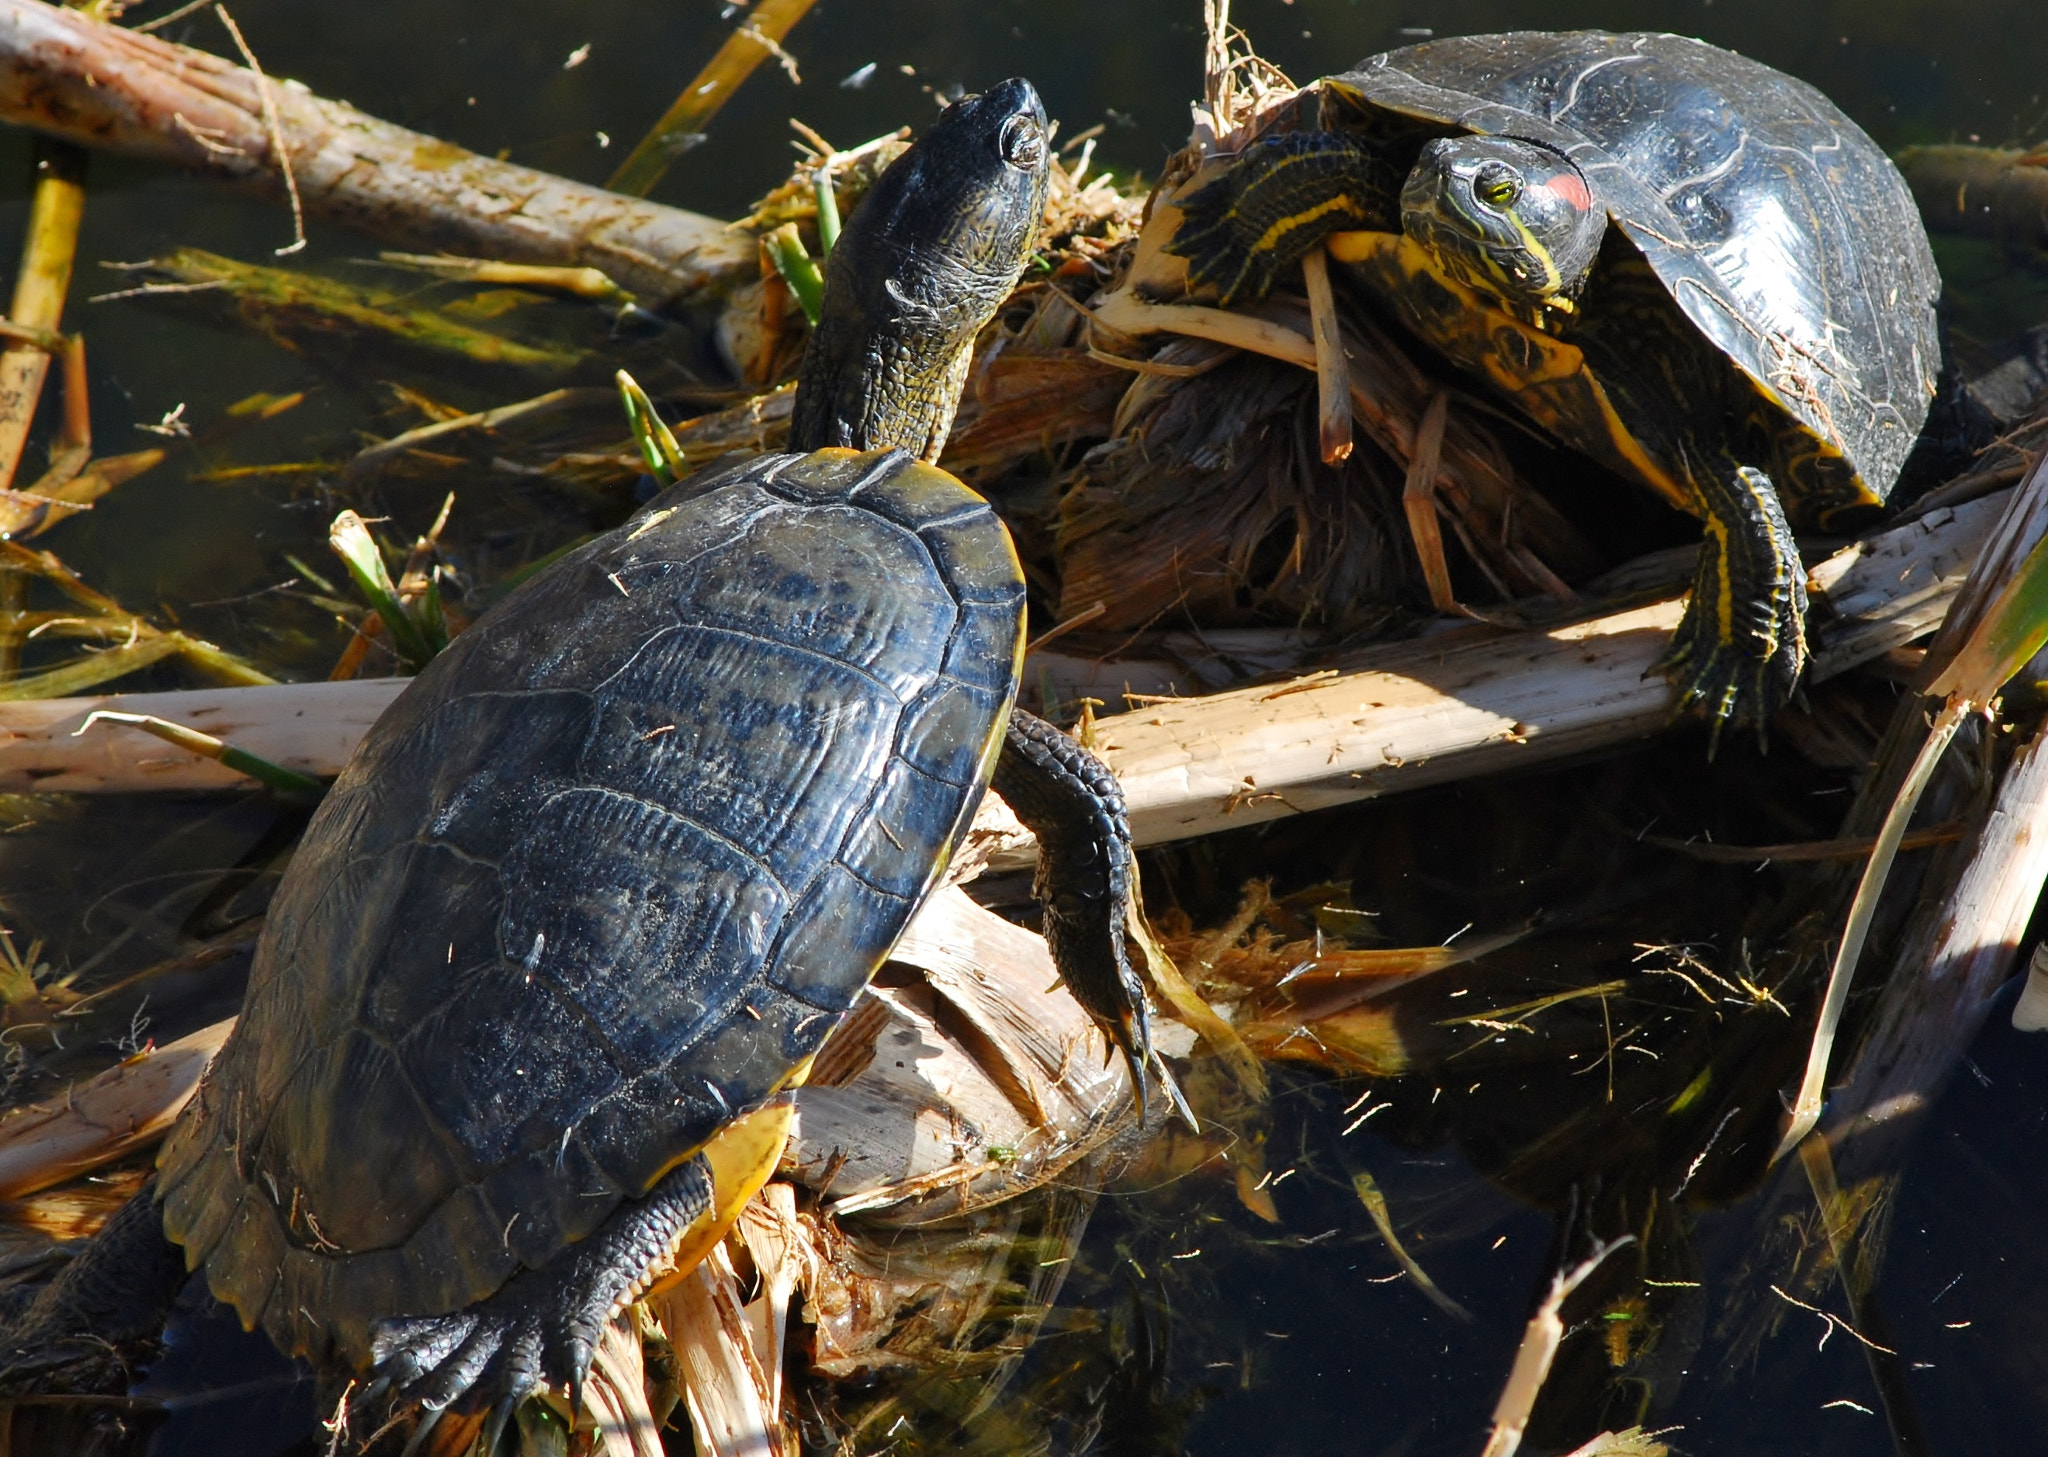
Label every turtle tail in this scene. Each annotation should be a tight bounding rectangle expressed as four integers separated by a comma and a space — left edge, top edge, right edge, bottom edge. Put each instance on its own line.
0, 1178, 187, 1388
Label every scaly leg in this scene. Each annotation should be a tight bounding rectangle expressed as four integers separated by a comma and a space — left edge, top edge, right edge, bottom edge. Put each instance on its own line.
1168, 131, 1403, 305
991, 708, 1153, 1093
373, 1098, 791, 1418
1655, 463, 1809, 752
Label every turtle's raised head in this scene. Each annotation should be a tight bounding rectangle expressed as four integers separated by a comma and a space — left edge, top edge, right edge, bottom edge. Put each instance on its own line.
1401, 136, 1605, 327
790, 78, 1050, 460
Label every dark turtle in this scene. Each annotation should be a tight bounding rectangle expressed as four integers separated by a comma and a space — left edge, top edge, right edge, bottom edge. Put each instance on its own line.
5, 78, 1154, 1427
1166, 30, 1942, 740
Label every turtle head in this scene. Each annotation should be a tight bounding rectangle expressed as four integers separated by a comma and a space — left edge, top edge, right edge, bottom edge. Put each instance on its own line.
1399, 136, 1605, 328
886, 77, 1051, 284
789, 78, 1050, 459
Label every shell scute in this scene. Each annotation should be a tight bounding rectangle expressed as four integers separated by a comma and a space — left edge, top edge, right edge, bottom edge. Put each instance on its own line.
396, 963, 626, 1174
261, 1029, 464, 1252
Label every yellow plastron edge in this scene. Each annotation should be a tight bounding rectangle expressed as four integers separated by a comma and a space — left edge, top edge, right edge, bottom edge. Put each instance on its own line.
638, 1079, 803, 1299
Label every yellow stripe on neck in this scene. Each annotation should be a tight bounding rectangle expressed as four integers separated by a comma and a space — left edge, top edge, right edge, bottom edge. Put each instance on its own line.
1246, 194, 1361, 259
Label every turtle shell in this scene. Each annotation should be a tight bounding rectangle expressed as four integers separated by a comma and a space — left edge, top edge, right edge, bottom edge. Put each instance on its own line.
156, 447, 1025, 1368
1324, 30, 1941, 510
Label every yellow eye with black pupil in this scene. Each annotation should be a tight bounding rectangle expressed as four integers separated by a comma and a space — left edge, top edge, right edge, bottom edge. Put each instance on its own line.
1479, 175, 1520, 209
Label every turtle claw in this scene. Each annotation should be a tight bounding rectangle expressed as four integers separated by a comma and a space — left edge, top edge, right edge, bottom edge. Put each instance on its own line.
397, 1406, 443, 1457
376, 1301, 545, 1415
1654, 604, 1803, 757
370, 1157, 714, 1418
482, 1396, 518, 1457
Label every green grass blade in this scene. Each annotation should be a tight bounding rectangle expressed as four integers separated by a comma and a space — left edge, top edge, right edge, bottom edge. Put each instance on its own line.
1927, 529, 2048, 706
762, 223, 824, 327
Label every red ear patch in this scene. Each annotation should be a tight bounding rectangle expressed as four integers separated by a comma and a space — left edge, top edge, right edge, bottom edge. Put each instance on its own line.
1539, 173, 1594, 213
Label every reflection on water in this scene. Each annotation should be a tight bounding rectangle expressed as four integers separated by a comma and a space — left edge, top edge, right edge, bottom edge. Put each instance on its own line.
0, 2, 2041, 1453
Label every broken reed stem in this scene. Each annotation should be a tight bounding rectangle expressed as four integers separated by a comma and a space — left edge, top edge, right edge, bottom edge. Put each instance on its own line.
0, 137, 86, 493
1300, 245, 1352, 463
1479, 1238, 1633, 1457
606, 0, 821, 198
1402, 391, 1457, 613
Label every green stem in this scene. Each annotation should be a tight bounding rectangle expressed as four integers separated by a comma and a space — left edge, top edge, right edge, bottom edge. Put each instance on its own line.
813, 166, 841, 254
762, 224, 824, 328
615, 370, 686, 486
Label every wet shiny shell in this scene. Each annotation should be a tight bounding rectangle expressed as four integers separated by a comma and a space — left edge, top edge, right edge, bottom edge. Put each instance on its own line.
156, 448, 1025, 1367
1328, 30, 1942, 510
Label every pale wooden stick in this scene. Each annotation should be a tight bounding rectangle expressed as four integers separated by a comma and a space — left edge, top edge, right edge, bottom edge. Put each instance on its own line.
0, 487, 2010, 854
1300, 245, 1353, 463
0, 1019, 230, 1200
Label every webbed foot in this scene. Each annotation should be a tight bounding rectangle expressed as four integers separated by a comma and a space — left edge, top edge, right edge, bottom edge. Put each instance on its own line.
371, 1157, 714, 1413
1655, 465, 1809, 752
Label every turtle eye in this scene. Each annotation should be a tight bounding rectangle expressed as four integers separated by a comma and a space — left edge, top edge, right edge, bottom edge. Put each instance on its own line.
1474, 164, 1523, 211
999, 115, 1045, 170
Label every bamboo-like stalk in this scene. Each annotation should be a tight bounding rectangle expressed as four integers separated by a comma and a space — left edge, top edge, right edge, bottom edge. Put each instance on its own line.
0, 0, 754, 305
606, 0, 821, 199
0, 138, 84, 491
0, 134, 86, 683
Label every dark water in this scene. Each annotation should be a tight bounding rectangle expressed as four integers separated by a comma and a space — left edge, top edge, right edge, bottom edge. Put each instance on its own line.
0, 2, 2044, 1454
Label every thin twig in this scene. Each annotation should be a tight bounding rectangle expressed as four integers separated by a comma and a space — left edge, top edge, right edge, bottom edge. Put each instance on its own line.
212, 5, 305, 256
1768, 1284, 1898, 1355
131, 0, 212, 32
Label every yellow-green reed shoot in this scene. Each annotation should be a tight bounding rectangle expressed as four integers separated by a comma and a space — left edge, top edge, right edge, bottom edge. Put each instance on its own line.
762, 223, 825, 328
328, 511, 441, 670
615, 370, 686, 488
74, 710, 325, 800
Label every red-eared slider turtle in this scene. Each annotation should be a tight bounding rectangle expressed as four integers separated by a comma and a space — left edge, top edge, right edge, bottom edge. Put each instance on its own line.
1167, 30, 1942, 740
5, 78, 1153, 1429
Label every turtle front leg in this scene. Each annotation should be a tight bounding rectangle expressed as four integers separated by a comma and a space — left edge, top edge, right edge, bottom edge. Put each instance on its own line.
1656, 463, 1809, 751
990, 708, 1154, 1094
1169, 131, 1403, 305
